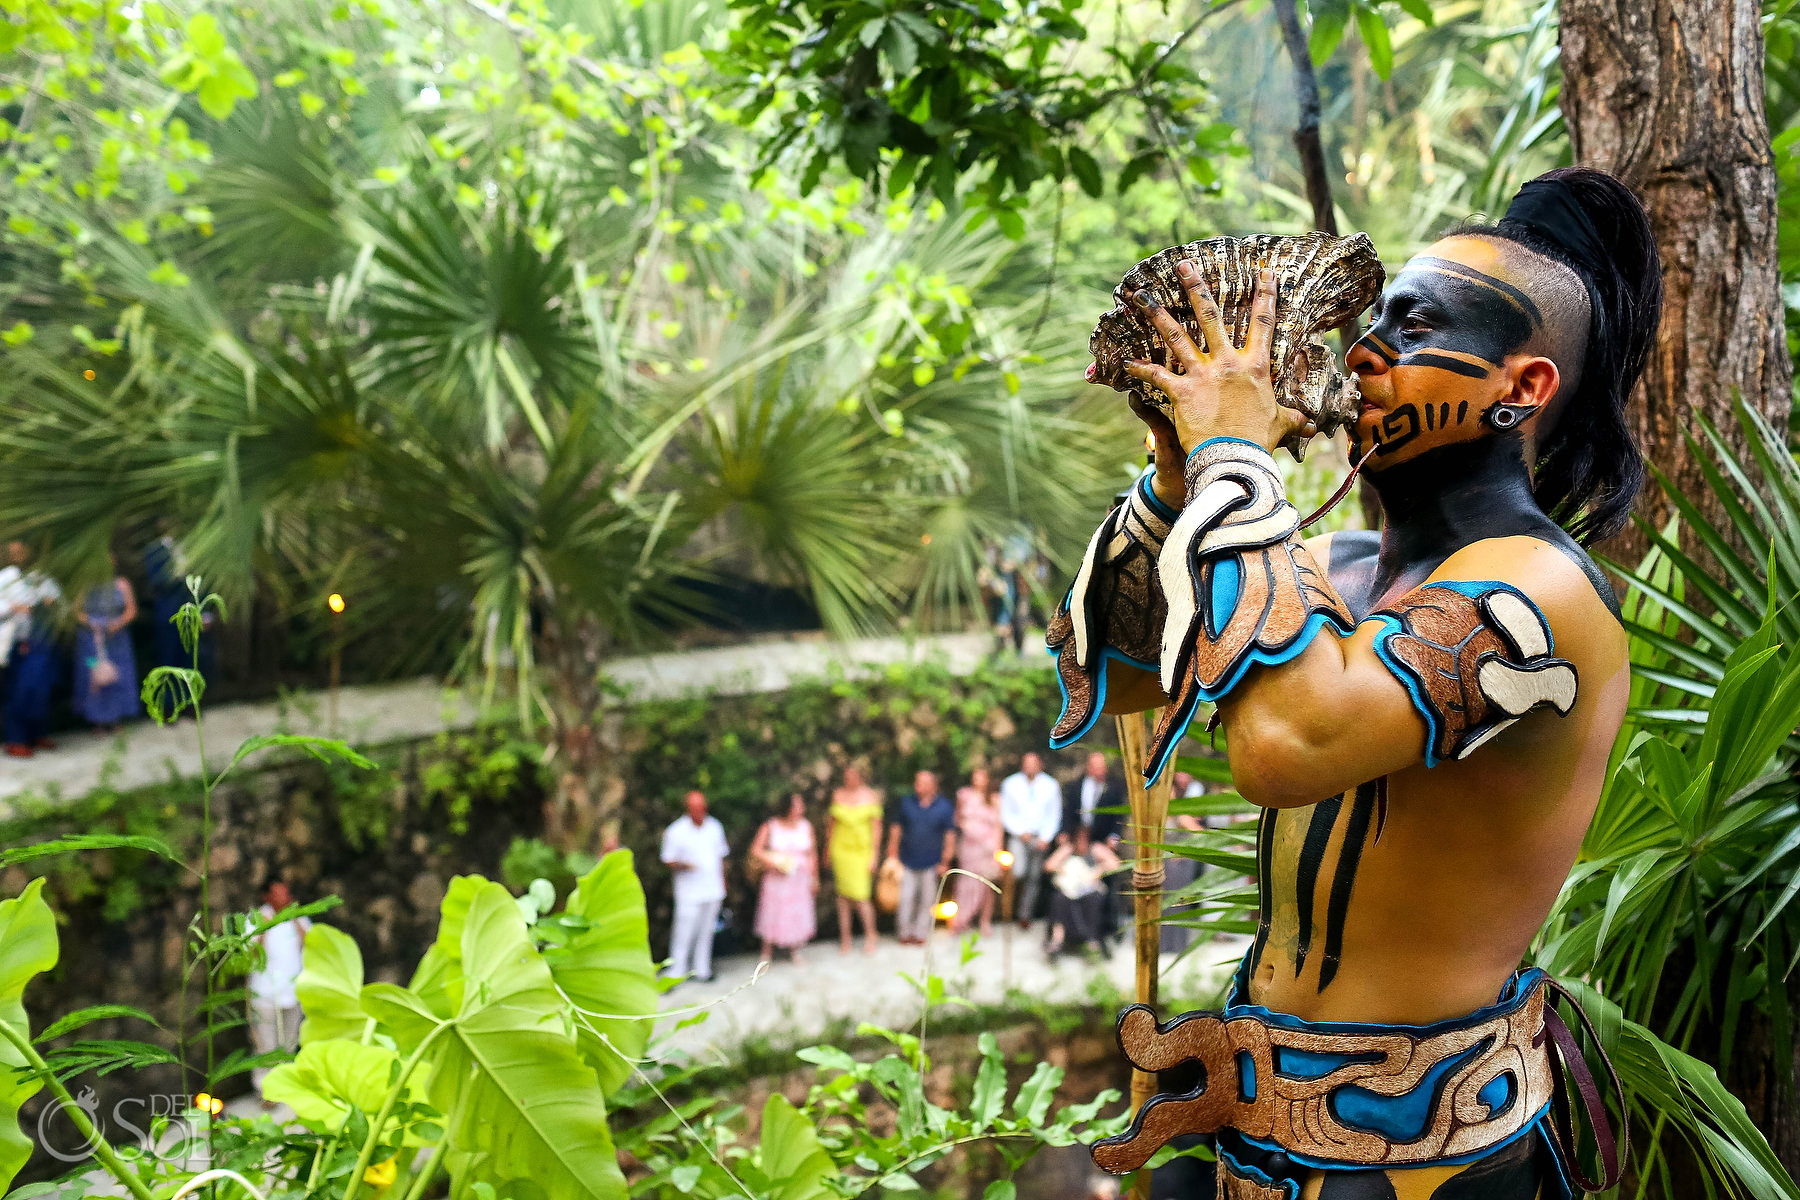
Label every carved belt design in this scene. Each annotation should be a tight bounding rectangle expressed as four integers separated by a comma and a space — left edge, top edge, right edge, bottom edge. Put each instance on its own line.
1091, 969, 1559, 1174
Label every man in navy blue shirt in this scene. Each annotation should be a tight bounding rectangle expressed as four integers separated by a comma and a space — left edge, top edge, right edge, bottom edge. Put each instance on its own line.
883, 769, 957, 945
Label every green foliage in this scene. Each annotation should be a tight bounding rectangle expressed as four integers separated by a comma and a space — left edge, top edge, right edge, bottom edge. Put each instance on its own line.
0, 881, 57, 1186
296, 924, 372, 1048
3, 840, 1115, 1200
717, 0, 1219, 224
0, 0, 1135, 774
547, 853, 660, 1098
1525, 398, 1800, 1195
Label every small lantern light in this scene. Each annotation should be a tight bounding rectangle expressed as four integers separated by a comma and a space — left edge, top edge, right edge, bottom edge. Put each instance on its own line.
995, 849, 1014, 870
934, 900, 958, 921
327, 592, 346, 614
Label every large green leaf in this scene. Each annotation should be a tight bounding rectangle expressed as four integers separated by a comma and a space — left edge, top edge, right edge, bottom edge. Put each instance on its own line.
757, 1094, 838, 1200
425, 881, 625, 1200
0, 880, 58, 1191
297, 923, 368, 1044
262, 1039, 399, 1130
546, 850, 658, 1097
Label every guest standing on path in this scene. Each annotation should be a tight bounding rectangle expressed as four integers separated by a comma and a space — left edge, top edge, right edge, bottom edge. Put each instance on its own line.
950, 767, 1003, 936
751, 793, 817, 962
1062, 750, 1123, 846
883, 769, 956, 945
1, 542, 61, 758
248, 877, 312, 1095
825, 765, 882, 955
660, 790, 729, 984
999, 751, 1060, 929
72, 556, 139, 732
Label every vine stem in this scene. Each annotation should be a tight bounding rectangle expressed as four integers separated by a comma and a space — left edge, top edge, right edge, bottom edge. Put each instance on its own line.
0, 1018, 158, 1200
557, 984, 756, 1200
846, 1132, 1041, 1197
169, 1168, 268, 1200
340, 1021, 451, 1200
193, 631, 215, 1170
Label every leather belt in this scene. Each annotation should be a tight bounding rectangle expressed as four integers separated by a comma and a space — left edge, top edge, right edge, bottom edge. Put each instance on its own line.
1092, 971, 1562, 1174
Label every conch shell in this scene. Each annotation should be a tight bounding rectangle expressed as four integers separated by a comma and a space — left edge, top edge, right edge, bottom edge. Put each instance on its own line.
1089, 232, 1386, 460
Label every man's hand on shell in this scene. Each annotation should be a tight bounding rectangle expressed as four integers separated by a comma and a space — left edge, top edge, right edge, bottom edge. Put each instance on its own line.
1102, 262, 1317, 457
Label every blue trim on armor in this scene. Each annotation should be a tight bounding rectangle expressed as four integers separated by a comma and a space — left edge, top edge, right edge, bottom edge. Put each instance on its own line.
1226, 954, 1550, 1032
1236, 1051, 1257, 1101
1330, 1042, 1487, 1143
1215, 1147, 1300, 1200
1186, 435, 1267, 463
1140, 609, 1355, 781
1046, 643, 1159, 750
1207, 557, 1240, 639
1141, 686, 1203, 782
1232, 1108, 1553, 1174
1137, 471, 1179, 523
1198, 610, 1351, 703
1478, 1071, 1516, 1121
1365, 579, 1554, 768
1273, 1046, 1384, 1081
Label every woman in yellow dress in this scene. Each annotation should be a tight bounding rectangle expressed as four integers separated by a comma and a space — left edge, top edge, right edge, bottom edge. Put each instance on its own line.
825, 765, 883, 955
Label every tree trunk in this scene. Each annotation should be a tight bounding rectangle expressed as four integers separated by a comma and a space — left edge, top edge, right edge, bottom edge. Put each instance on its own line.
1561, 2, 1797, 1176
1559, 0, 1793, 565
1271, 0, 1381, 527
1724, 988, 1800, 1189
536, 611, 620, 855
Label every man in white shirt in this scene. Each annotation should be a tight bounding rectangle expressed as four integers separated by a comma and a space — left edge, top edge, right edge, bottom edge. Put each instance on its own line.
999, 751, 1061, 929
1, 542, 62, 757
248, 877, 312, 1095
660, 789, 730, 983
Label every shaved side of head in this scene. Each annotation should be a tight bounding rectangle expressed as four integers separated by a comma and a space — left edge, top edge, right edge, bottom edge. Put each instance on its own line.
1492, 238, 1591, 407
1437, 233, 1592, 409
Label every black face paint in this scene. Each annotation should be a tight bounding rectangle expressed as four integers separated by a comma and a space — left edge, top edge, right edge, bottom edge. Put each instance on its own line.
1358, 257, 1542, 374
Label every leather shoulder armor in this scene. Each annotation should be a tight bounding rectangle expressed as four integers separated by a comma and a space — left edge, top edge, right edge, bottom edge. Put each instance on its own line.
1369, 580, 1579, 766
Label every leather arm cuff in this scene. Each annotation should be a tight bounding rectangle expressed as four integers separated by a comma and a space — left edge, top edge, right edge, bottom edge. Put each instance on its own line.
1046, 472, 1175, 747
1143, 439, 1353, 778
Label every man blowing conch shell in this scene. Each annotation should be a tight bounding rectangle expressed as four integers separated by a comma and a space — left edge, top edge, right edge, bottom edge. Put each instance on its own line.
1052, 167, 1661, 1200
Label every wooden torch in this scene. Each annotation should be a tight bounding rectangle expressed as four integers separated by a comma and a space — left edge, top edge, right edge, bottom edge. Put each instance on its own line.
1114, 706, 1174, 1199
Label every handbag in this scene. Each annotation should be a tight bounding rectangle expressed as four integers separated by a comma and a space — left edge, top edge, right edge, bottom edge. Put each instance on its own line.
746, 822, 771, 884
875, 857, 903, 914
89, 632, 120, 691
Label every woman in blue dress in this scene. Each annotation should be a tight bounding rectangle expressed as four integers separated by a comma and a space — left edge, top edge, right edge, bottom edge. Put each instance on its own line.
73, 556, 140, 731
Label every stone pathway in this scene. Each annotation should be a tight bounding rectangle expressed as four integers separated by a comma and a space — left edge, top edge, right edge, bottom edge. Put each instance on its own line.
655, 928, 1251, 1066
0, 631, 1017, 811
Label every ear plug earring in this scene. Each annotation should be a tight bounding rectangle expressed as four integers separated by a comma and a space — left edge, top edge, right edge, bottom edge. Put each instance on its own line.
1483, 402, 1534, 431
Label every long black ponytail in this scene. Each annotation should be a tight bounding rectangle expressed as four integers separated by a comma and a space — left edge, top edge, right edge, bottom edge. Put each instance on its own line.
1458, 167, 1663, 543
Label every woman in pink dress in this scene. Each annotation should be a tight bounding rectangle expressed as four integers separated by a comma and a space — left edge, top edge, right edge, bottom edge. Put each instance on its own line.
951, 768, 1004, 936
752, 793, 818, 962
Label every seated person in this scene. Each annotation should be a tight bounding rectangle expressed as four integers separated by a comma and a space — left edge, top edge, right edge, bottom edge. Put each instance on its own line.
1045, 825, 1120, 954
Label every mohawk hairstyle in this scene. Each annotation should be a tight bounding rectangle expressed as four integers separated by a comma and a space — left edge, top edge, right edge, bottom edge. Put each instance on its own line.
1447, 167, 1663, 544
